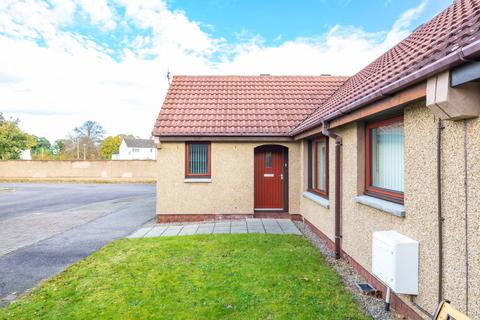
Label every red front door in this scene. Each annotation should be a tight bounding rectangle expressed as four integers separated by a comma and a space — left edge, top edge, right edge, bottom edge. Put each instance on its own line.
254, 146, 286, 210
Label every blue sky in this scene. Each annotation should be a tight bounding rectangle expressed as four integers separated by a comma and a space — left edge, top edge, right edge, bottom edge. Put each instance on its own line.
167, 0, 451, 46
0, 0, 453, 141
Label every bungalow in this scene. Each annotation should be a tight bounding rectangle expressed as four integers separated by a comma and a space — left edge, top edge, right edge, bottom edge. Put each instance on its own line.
152, 1, 480, 319
112, 138, 156, 160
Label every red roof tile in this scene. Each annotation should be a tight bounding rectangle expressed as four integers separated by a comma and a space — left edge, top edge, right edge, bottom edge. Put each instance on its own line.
291, 0, 480, 135
152, 76, 348, 136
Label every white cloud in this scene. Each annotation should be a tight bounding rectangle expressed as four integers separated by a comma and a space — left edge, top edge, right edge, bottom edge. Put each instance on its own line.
77, 0, 117, 30
0, 0, 427, 142
383, 0, 428, 47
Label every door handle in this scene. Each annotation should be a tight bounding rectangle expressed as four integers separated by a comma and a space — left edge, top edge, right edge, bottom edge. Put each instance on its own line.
280, 174, 283, 180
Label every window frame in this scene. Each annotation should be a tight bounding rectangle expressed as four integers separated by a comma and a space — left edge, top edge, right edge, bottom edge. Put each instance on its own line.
365, 115, 404, 204
308, 136, 329, 198
185, 142, 211, 178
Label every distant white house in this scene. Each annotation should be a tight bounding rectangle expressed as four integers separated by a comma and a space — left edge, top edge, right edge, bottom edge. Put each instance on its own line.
20, 149, 32, 160
112, 138, 156, 160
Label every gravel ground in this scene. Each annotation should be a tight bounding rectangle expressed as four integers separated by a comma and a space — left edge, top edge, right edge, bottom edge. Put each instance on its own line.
294, 221, 400, 320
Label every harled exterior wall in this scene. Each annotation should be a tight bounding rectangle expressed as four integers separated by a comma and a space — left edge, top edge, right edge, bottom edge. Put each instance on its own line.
156, 141, 300, 217
299, 101, 480, 319
154, 104, 479, 319
299, 138, 336, 241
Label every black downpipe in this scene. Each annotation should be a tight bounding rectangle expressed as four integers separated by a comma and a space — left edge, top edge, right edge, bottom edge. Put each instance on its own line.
413, 117, 444, 318
437, 118, 444, 303
463, 120, 469, 314
321, 120, 342, 259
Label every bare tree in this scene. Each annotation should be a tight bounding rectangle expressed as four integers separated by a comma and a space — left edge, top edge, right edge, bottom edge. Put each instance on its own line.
71, 121, 106, 160
73, 121, 106, 143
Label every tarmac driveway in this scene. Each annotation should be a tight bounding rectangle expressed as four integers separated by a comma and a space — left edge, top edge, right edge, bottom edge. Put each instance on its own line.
0, 183, 156, 305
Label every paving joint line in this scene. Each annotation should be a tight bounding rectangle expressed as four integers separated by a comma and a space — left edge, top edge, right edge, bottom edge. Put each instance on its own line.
276, 219, 285, 234
159, 226, 168, 237
176, 225, 184, 236
194, 223, 200, 235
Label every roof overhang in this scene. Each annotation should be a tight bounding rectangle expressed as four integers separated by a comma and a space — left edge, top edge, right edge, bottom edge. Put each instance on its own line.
329, 82, 426, 128
154, 135, 294, 142
293, 82, 426, 140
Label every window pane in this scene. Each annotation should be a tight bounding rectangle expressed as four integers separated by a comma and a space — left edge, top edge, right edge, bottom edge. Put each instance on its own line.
309, 142, 315, 189
316, 140, 326, 191
309, 143, 314, 188
189, 144, 209, 174
265, 152, 272, 168
371, 122, 404, 192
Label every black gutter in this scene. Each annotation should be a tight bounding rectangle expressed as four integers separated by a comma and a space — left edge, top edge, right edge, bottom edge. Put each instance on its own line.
294, 39, 480, 136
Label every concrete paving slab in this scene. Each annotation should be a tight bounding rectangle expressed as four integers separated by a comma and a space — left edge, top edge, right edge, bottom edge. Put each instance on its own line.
128, 227, 153, 238
246, 220, 263, 228
213, 227, 230, 234
144, 226, 168, 237
277, 220, 302, 235
196, 223, 214, 234
276, 218, 294, 225
230, 228, 248, 234
179, 225, 199, 236
196, 228, 213, 234
128, 218, 302, 238
261, 219, 283, 234
247, 227, 266, 234
161, 226, 183, 236
230, 221, 247, 227
261, 218, 278, 224
263, 226, 284, 234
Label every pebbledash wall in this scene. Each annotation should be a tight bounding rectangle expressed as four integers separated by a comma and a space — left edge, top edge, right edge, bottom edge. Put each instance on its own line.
0, 160, 156, 182
299, 101, 480, 319
155, 141, 301, 221
154, 104, 479, 319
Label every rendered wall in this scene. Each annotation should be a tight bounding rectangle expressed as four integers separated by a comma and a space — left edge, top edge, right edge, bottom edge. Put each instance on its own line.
0, 160, 156, 182
299, 139, 336, 241
299, 102, 480, 319
156, 141, 300, 216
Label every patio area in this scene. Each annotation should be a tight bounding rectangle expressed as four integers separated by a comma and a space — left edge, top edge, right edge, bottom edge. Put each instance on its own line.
128, 218, 302, 238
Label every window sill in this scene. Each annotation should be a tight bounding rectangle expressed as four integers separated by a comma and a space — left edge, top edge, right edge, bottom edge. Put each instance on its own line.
303, 191, 329, 209
354, 195, 405, 217
184, 178, 212, 183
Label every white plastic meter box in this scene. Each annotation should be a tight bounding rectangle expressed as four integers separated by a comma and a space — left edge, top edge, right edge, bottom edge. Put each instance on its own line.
372, 230, 419, 295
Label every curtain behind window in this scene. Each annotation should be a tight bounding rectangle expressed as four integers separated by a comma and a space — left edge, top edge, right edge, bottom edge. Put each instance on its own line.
371, 122, 404, 192
316, 140, 326, 191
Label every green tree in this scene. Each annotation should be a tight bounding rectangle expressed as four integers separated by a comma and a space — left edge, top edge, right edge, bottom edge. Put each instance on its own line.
99, 135, 122, 159
0, 113, 29, 160
52, 139, 65, 155
31, 136, 52, 159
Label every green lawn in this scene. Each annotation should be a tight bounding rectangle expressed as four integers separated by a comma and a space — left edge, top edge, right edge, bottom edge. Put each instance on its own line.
1, 234, 370, 320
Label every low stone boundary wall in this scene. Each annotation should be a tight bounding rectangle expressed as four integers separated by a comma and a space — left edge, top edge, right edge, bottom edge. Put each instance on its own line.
0, 160, 156, 183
